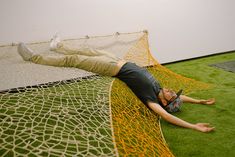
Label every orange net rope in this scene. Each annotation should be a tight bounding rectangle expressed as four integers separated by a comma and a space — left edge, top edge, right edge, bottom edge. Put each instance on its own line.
124, 32, 209, 93
110, 32, 209, 156
111, 79, 174, 156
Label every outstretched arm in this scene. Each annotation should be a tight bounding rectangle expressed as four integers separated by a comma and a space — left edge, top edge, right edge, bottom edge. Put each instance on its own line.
147, 102, 215, 133
180, 95, 215, 105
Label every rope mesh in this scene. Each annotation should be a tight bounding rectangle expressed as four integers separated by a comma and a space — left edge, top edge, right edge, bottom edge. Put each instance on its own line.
0, 31, 210, 156
0, 76, 118, 156
111, 79, 174, 156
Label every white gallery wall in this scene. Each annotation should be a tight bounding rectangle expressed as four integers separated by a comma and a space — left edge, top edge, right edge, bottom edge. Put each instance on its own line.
0, 0, 234, 63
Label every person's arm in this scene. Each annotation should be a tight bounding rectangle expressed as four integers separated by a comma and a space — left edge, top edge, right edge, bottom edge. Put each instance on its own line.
180, 95, 215, 105
147, 102, 215, 132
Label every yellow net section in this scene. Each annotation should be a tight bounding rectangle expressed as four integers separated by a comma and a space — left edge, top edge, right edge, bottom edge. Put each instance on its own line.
110, 31, 209, 156
125, 32, 209, 93
111, 80, 174, 156
0, 31, 210, 157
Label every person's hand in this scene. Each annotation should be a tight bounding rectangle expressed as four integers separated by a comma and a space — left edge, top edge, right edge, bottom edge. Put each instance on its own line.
194, 123, 215, 133
199, 98, 215, 105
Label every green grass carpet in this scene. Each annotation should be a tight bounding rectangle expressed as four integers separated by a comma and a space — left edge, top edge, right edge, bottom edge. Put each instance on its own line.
162, 51, 235, 157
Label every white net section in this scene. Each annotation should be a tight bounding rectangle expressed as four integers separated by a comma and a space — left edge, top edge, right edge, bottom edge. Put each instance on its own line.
0, 32, 142, 91
0, 76, 118, 156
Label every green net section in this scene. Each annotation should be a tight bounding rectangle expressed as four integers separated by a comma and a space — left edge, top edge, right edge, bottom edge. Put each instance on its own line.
0, 76, 118, 157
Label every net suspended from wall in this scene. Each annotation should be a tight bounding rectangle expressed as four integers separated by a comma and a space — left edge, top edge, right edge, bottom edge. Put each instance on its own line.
0, 31, 210, 157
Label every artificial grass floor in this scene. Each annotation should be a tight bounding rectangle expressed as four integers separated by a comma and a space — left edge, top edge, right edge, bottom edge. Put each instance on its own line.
162, 51, 235, 157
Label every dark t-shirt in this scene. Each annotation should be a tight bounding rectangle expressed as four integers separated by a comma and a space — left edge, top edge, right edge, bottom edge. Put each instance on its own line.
115, 62, 162, 106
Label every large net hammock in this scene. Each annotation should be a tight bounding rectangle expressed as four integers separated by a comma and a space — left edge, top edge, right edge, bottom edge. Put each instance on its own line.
0, 31, 210, 156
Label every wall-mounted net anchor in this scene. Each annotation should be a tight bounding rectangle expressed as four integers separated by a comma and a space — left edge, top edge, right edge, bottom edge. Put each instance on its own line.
11, 42, 18, 46
143, 30, 148, 34
115, 32, 120, 36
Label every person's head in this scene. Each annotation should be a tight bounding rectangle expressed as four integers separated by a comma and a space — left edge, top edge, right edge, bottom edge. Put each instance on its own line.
158, 88, 183, 113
